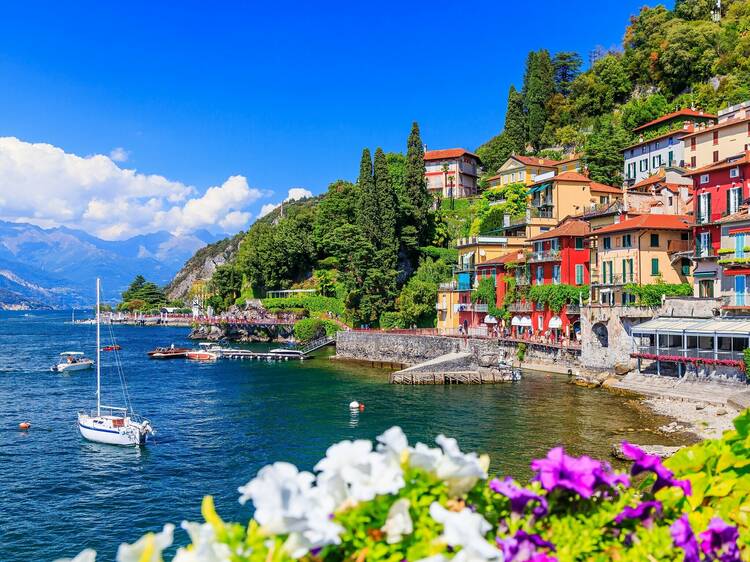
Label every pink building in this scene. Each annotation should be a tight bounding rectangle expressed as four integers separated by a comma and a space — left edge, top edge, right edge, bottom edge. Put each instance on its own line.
424, 148, 481, 198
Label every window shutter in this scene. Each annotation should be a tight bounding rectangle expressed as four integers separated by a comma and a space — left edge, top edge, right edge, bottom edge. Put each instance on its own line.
727, 189, 731, 214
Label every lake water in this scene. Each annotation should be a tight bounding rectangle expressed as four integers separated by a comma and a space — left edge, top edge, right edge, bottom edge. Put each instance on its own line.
0, 311, 681, 561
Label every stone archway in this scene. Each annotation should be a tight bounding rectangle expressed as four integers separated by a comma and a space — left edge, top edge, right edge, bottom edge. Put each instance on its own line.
592, 322, 609, 348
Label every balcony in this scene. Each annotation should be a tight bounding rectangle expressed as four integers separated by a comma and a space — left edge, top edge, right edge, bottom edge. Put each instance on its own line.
591, 274, 634, 286
528, 249, 561, 263
438, 281, 458, 291
453, 303, 489, 313
508, 301, 532, 312
532, 197, 553, 208
582, 200, 623, 218
566, 303, 581, 314
723, 293, 750, 309
667, 240, 690, 254
515, 275, 530, 286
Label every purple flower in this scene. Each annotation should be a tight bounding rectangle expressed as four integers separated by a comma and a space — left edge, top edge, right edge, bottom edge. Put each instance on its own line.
614, 501, 663, 527
699, 517, 740, 562
490, 477, 549, 517
497, 530, 556, 562
530, 447, 629, 499
671, 514, 701, 562
621, 442, 691, 495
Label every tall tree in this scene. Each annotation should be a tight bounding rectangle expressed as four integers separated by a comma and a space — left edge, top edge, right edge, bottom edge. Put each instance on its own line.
504, 85, 526, 155
475, 133, 515, 180
373, 147, 398, 256
522, 50, 555, 152
552, 51, 583, 96
404, 122, 431, 247
356, 148, 379, 248
583, 116, 630, 186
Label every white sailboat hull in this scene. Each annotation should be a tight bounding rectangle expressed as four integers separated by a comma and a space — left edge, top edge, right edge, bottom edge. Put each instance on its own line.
78, 413, 151, 446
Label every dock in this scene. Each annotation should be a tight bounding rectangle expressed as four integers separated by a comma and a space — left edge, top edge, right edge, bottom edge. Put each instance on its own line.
218, 335, 335, 361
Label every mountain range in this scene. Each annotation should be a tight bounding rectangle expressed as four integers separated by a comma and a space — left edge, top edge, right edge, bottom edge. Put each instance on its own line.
0, 220, 221, 308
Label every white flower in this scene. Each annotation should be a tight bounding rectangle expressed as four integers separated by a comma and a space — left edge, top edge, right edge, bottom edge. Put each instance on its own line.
409, 436, 487, 496
376, 426, 409, 461
238, 461, 343, 558
381, 498, 413, 544
172, 522, 232, 562
237, 462, 316, 535
314, 439, 373, 474
429, 503, 501, 562
116, 524, 174, 562
54, 549, 97, 562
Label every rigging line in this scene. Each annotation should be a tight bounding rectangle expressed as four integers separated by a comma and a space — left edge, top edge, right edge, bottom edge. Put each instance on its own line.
101, 281, 136, 415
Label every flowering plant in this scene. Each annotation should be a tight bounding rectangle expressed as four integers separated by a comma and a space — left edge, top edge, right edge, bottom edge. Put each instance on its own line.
58, 411, 750, 562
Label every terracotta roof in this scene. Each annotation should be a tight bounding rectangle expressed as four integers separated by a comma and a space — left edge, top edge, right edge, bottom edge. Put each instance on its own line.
683, 151, 750, 176
717, 208, 750, 224
424, 148, 479, 161
588, 214, 692, 236
512, 155, 561, 168
631, 171, 666, 190
528, 219, 590, 241
548, 170, 590, 182
632, 109, 716, 133
681, 115, 750, 139
590, 181, 624, 195
476, 252, 525, 267
555, 153, 581, 165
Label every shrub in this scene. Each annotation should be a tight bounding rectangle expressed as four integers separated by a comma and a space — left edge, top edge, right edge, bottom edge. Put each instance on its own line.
517, 342, 527, 362
293, 318, 341, 342
624, 282, 693, 307
419, 246, 459, 264
67, 410, 750, 561
262, 296, 345, 317
379, 311, 404, 329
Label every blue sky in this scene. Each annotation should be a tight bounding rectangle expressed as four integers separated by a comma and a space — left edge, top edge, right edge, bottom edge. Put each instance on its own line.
0, 0, 663, 237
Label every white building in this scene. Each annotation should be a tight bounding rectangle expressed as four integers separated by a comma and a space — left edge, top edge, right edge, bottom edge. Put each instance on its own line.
424, 148, 481, 198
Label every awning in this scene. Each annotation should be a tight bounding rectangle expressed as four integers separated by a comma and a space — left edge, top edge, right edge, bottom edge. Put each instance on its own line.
632, 317, 750, 337
693, 262, 719, 277
724, 268, 750, 276
483, 315, 498, 324
511, 316, 521, 326
528, 182, 551, 194
549, 316, 563, 329
694, 271, 717, 278
520, 316, 532, 327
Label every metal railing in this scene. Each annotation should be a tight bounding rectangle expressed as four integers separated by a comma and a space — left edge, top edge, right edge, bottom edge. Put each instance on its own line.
723, 293, 750, 307
636, 346, 745, 362
592, 274, 627, 285
528, 249, 561, 263
508, 302, 532, 312
453, 303, 488, 313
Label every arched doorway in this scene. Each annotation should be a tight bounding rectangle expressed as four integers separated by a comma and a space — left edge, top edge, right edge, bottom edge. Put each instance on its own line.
592, 322, 609, 348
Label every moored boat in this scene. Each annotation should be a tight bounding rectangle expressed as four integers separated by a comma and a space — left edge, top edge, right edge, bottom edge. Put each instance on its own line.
78, 279, 154, 447
147, 345, 189, 359
51, 352, 94, 373
186, 342, 221, 361
101, 344, 121, 351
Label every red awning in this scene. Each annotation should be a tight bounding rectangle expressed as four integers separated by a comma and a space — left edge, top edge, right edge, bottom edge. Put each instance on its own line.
723, 268, 750, 275
729, 227, 750, 234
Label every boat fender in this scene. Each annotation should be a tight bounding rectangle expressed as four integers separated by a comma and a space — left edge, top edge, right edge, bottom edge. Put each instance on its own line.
359, 403, 365, 412
349, 401, 360, 410
18, 422, 30, 430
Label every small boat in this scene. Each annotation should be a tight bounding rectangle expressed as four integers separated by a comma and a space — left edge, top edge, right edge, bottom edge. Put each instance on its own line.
186, 342, 221, 361
147, 345, 189, 359
51, 352, 94, 373
101, 344, 121, 352
270, 347, 304, 356
78, 279, 154, 446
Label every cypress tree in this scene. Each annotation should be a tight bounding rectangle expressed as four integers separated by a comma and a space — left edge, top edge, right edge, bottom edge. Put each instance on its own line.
373, 147, 398, 256
404, 122, 431, 246
504, 85, 526, 156
356, 148, 379, 248
522, 49, 555, 152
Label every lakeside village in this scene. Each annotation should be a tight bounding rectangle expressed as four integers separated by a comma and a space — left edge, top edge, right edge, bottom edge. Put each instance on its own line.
108, 102, 750, 407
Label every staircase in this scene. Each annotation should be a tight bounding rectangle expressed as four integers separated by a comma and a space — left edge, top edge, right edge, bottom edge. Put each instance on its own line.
298, 335, 336, 355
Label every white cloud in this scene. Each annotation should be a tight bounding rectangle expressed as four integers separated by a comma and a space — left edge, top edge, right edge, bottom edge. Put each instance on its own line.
258, 187, 314, 218
0, 137, 264, 240
109, 147, 130, 162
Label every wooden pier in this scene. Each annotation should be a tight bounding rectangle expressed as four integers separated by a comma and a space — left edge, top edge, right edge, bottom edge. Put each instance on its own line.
389, 370, 517, 384
218, 335, 335, 361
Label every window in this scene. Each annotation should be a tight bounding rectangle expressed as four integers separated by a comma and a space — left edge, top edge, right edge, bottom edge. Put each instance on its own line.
575, 237, 584, 250
639, 159, 648, 172
627, 162, 636, 178
552, 265, 560, 284
698, 231, 711, 257
730, 167, 740, 178
681, 258, 691, 277
520, 170, 526, 181
699, 279, 714, 298
698, 192, 711, 223
691, 137, 696, 151
651, 258, 660, 276
736, 232, 745, 258
652, 154, 662, 168
691, 156, 697, 167
622, 234, 632, 248
747, 121, 750, 137
668, 151, 674, 166
729, 186, 742, 215
650, 233, 659, 247
700, 174, 710, 184
600, 196, 609, 204
538, 315, 544, 331
713, 150, 719, 163
668, 196, 674, 207
575, 264, 584, 285
536, 266, 543, 285
603, 236, 611, 250
713, 130, 719, 145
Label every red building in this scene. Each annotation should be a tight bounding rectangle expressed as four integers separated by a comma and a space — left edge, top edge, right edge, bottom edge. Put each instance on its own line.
526, 219, 590, 339
684, 151, 750, 298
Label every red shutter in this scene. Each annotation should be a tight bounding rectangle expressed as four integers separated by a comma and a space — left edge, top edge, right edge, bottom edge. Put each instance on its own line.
691, 156, 696, 167
713, 131, 719, 145
691, 137, 696, 151
713, 150, 719, 163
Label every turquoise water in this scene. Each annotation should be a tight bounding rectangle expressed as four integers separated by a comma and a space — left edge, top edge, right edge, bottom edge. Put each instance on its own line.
0, 311, 679, 561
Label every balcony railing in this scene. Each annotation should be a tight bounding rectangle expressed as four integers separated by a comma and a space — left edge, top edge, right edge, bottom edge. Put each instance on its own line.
635, 345, 745, 362
667, 240, 690, 254
592, 274, 628, 285
582, 200, 623, 218
439, 281, 458, 291
453, 303, 489, 313
723, 293, 750, 308
508, 302, 533, 312
528, 249, 561, 263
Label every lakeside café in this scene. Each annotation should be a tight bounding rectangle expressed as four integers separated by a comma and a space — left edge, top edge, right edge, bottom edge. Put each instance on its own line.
631, 317, 750, 379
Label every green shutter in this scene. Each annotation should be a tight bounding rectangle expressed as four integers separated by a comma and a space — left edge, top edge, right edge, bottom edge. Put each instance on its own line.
651, 258, 659, 276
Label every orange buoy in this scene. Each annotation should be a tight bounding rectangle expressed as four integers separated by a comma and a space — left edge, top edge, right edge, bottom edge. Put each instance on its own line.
18, 422, 30, 430
359, 404, 365, 412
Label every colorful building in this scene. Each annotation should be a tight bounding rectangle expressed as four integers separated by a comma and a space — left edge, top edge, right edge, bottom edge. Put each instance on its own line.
716, 209, 750, 313
684, 151, 750, 298
682, 101, 750, 170
486, 155, 561, 188
424, 148, 481, 198
623, 109, 716, 186
625, 168, 694, 216
588, 214, 693, 305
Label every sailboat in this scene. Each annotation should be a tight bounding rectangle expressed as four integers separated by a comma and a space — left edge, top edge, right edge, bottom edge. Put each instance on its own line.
77, 279, 155, 446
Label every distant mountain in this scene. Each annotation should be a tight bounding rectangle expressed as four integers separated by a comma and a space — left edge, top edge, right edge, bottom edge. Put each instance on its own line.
0, 220, 221, 308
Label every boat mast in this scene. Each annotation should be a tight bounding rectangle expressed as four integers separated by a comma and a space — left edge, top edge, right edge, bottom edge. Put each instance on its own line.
96, 278, 101, 416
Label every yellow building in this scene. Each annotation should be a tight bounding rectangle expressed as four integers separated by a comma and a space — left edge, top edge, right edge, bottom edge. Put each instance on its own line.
588, 214, 693, 306
436, 235, 527, 331
487, 155, 561, 187
683, 100, 750, 170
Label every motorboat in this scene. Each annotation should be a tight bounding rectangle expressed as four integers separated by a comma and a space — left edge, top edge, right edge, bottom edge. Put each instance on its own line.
52, 352, 94, 373
270, 347, 304, 356
186, 342, 221, 361
147, 345, 189, 359
77, 278, 154, 446
101, 344, 121, 352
